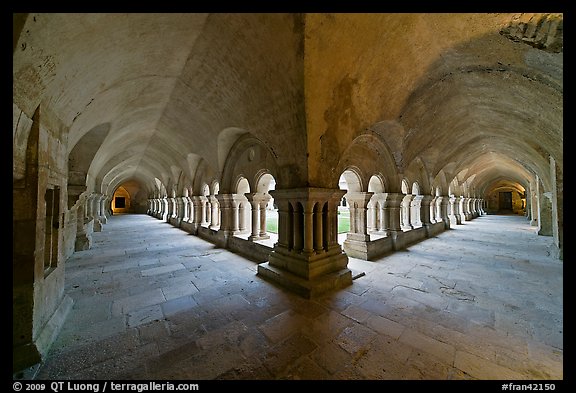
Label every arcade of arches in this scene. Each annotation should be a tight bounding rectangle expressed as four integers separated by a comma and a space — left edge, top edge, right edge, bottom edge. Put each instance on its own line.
13, 13, 562, 378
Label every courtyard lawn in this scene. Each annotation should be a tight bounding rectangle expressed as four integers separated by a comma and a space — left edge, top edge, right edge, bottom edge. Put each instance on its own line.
264, 209, 350, 234
338, 209, 350, 233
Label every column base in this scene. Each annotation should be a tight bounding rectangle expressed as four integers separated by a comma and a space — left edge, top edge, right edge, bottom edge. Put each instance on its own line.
74, 233, 92, 251
249, 234, 270, 241
258, 247, 352, 298
257, 262, 352, 299
343, 238, 369, 259
448, 214, 461, 226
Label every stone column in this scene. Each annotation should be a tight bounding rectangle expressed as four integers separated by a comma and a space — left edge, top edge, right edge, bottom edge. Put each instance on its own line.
246, 193, 270, 241
343, 192, 373, 259
93, 194, 105, 232
529, 180, 538, 226
174, 197, 184, 226
410, 195, 423, 228
470, 198, 479, 218
258, 196, 270, 237
448, 195, 461, 226
366, 199, 376, 233
181, 197, 190, 222
436, 196, 450, 229
378, 198, 388, 233
98, 197, 108, 224
382, 193, 404, 250
429, 196, 437, 224
549, 157, 563, 259
457, 196, 466, 222
74, 195, 92, 251
258, 188, 351, 299
400, 194, 414, 231
166, 197, 174, 221
209, 195, 220, 230
191, 196, 206, 229
419, 195, 433, 236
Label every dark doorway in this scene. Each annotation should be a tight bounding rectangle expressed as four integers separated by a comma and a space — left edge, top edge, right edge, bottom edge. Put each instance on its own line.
115, 197, 126, 209
499, 192, 513, 210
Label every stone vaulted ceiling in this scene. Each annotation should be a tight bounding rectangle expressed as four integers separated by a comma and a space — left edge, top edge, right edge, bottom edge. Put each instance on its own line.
13, 12, 562, 196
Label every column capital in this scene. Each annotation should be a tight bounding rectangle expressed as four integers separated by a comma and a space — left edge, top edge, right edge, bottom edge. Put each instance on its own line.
244, 192, 271, 204
344, 191, 374, 207
270, 187, 346, 205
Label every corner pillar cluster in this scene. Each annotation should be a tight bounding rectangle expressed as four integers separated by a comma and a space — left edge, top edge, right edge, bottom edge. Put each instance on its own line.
257, 188, 352, 298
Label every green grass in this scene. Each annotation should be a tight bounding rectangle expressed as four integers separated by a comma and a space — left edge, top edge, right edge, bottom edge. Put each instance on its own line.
266, 211, 278, 233
264, 209, 350, 234
338, 209, 350, 233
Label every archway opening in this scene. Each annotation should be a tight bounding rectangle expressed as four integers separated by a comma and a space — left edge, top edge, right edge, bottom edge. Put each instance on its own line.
235, 177, 251, 236
112, 186, 131, 215
337, 169, 362, 244
256, 173, 277, 235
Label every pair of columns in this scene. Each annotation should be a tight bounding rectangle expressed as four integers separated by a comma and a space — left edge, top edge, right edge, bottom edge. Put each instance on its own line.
216, 193, 271, 240
258, 188, 351, 298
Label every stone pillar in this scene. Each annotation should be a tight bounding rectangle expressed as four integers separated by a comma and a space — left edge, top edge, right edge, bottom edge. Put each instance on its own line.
98, 197, 108, 224
181, 197, 190, 222
209, 195, 220, 230
165, 197, 174, 221
410, 195, 423, 228
436, 196, 451, 229
93, 194, 105, 232
258, 196, 270, 237
478, 198, 486, 215
258, 188, 351, 299
429, 196, 437, 224
184, 197, 193, 223
448, 195, 461, 226
420, 195, 433, 236
470, 198, 480, 219
382, 193, 404, 250
457, 196, 466, 222
74, 195, 92, 251
400, 194, 414, 231
366, 199, 376, 233
378, 197, 388, 233
174, 197, 184, 226
549, 157, 563, 259
191, 196, 207, 229
246, 193, 271, 241
160, 197, 168, 221
237, 197, 248, 233
343, 192, 373, 259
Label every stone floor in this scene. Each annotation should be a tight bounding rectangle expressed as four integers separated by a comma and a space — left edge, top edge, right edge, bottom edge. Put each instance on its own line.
33, 213, 562, 380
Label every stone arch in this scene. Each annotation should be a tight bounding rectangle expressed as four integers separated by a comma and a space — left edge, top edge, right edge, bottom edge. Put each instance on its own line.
401, 178, 410, 194
334, 132, 400, 192
235, 177, 251, 194
220, 133, 279, 194
368, 174, 385, 193
210, 180, 220, 196
339, 167, 363, 193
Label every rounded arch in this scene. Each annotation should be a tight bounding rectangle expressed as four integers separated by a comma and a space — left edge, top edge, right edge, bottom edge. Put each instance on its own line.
368, 174, 386, 193
210, 180, 220, 195
235, 176, 250, 194
411, 182, 420, 195
339, 167, 363, 193
256, 171, 276, 193
220, 133, 279, 193
401, 178, 410, 194
333, 132, 400, 192
201, 183, 210, 197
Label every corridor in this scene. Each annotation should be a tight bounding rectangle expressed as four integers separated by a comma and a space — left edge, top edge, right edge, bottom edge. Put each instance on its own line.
31, 213, 562, 380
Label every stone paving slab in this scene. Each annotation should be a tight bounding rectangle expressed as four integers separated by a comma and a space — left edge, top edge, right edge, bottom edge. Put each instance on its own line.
33, 214, 563, 380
